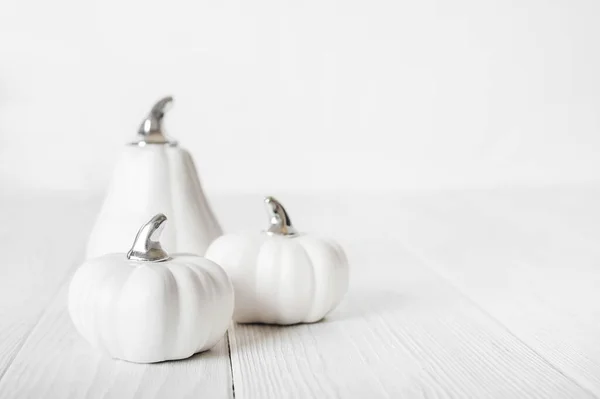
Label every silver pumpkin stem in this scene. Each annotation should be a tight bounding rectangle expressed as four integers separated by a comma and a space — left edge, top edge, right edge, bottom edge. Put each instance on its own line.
131, 96, 177, 146
127, 214, 170, 262
264, 196, 298, 236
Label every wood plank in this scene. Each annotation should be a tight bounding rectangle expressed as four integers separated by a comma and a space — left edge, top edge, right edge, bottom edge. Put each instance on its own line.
3, 189, 599, 398
389, 187, 600, 395
0, 192, 99, 379
0, 282, 233, 399
228, 238, 592, 398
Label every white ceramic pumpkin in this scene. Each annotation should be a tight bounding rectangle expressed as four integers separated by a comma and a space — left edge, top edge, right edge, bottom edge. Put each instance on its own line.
86, 96, 221, 259
206, 197, 349, 325
69, 214, 234, 363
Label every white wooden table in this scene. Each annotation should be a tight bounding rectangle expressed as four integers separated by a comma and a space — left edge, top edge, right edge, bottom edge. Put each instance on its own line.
0, 188, 598, 398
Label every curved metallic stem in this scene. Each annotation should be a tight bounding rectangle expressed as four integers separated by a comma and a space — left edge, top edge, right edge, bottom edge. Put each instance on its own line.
127, 214, 170, 262
132, 96, 177, 145
149, 96, 173, 120
264, 196, 298, 236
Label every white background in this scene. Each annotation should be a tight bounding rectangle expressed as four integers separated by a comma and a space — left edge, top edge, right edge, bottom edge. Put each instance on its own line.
1, 0, 599, 194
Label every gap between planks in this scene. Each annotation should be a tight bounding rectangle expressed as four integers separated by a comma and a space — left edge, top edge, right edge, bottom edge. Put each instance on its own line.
226, 237, 594, 399
0, 281, 234, 399
226, 331, 236, 399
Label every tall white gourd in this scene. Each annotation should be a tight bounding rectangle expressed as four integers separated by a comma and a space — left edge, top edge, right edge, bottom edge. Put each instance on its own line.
86, 96, 221, 258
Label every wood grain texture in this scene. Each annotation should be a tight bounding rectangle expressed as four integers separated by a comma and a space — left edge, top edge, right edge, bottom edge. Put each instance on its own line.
388, 188, 600, 395
2, 189, 600, 398
0, 283, 233, 399
0, 192, 98, 379
228, 238, 592, 398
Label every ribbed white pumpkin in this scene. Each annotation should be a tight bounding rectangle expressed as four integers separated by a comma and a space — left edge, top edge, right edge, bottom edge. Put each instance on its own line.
69, 214, 234, 363
86, 96, 221, 259
206, 197, 349, 325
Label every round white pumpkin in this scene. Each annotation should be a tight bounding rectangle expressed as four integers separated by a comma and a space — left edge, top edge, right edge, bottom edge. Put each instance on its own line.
206, 197, 349, 325
69, 214, 234, 363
